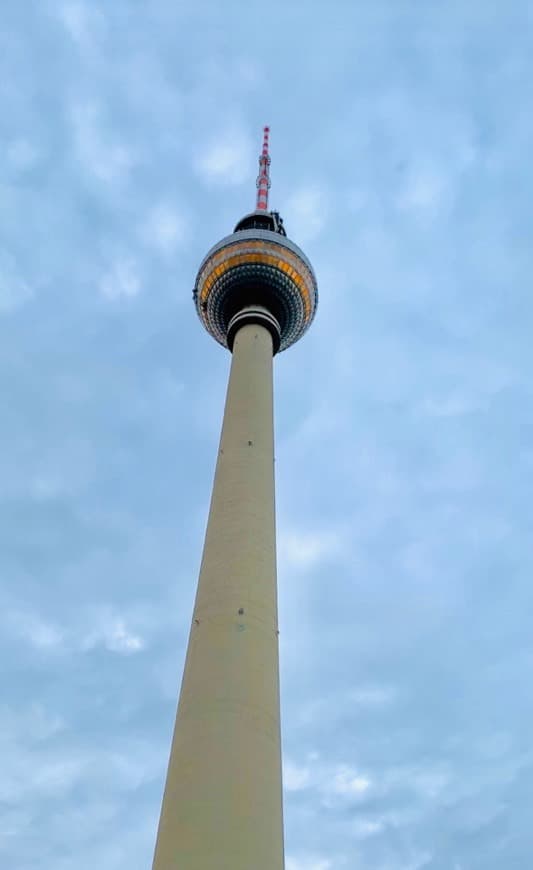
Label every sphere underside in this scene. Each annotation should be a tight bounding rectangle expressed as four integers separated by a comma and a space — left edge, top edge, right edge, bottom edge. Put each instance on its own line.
193, 229, 318, 353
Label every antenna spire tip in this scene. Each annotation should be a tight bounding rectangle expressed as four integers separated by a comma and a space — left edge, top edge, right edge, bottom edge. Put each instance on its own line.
256, 125, 272, 211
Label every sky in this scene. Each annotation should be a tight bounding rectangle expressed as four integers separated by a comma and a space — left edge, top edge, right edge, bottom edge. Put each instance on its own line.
1, 1, 533, 868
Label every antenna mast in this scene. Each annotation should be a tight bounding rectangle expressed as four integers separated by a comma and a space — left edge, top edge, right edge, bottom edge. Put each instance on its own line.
256, 125, 271, 211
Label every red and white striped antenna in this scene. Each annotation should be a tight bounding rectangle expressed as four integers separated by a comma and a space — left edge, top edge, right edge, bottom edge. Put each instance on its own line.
255, 125, 271, 211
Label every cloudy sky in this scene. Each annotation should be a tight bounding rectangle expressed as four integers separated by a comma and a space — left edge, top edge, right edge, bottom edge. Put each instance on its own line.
2, 1, 533, 868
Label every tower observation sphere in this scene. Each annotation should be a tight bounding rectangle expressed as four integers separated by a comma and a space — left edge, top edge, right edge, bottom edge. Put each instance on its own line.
152, 127, 318, 870
193, 129, 318, 353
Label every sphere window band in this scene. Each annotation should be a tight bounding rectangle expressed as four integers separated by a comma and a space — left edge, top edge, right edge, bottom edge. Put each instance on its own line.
200, 252, 312, 317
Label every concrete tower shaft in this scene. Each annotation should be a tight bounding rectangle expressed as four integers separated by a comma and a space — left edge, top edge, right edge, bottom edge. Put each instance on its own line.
152, 322, 283, 869
152, 128, 317, 868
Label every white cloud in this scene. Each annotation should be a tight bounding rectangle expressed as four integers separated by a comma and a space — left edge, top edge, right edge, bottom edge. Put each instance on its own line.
81, 615, 145, 655
0, 704, 65, 744
58, 1, 106, 47
99, 257, 141, 299
279, 529, 341, 570
194, 127, 253, 186
284, 759, 312, 791
5, 606, 144, 656
283, 754, 374, 810
285, 186, 328, 242
353, 818, 384, 839
0, 249, 33, 313
396, 136, 476, 221
331, 765, 372, 797
143, 204, 186, 255
71, 102, 136, 183
7, 611, 64, 650
104, 620, 144, 653
0, 707, 159, 811
0, 756, 85, 803
397, 165, 448, 214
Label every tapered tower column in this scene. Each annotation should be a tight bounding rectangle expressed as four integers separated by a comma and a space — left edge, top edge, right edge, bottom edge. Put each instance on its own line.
152, 127, 318, 868
153, 317, 283, 870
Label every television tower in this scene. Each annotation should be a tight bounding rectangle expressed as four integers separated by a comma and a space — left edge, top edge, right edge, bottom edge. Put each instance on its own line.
152, 127, 318, 869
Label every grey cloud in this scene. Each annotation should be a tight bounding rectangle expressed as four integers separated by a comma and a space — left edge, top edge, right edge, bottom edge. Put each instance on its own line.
2, 1, 533, 867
